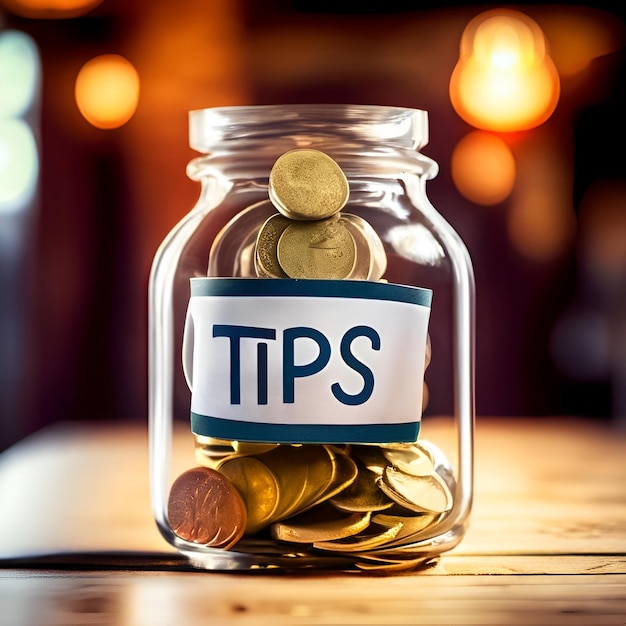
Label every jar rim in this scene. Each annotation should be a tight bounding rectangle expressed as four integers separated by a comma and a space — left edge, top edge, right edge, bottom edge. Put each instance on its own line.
188, 104, 429, 153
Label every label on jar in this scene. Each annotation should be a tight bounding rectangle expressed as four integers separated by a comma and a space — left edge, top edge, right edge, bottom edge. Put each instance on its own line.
183, 278, 432, 444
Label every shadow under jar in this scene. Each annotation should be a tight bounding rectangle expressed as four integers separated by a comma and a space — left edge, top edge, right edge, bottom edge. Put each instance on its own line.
149, 104, 475, 572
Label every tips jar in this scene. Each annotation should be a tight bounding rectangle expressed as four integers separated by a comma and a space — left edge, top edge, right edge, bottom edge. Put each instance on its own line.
148, 104, 475, 571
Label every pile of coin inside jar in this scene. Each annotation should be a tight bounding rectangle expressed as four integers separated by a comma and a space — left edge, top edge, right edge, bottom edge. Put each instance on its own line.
167, 149, 454, 570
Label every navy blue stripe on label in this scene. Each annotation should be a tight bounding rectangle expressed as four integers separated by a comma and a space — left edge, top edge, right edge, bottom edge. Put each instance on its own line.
191, 412, 420, 445
190, 277, 432, 308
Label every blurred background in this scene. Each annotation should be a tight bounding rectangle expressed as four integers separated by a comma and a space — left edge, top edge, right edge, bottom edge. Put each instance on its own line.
1, 0, 625, 452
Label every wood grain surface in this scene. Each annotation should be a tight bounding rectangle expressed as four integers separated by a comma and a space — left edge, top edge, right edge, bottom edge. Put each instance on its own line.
0, 416, 624, 624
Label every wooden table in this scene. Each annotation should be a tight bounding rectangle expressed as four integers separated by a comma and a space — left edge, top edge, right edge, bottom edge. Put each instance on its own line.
0, 417, 624, 625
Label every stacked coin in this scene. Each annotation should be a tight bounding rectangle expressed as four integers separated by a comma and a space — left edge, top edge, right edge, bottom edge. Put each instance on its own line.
254, 149, 387, 281
205, 150, 387, 281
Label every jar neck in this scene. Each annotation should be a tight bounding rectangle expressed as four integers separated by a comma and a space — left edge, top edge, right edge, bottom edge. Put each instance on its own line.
186, 104, 438, 181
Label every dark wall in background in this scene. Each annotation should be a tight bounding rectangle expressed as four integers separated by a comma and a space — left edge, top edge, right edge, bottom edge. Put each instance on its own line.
1, 1, 624, 450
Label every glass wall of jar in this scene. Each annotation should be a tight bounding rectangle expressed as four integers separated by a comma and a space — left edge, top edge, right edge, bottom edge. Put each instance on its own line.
149, 104, 475, 571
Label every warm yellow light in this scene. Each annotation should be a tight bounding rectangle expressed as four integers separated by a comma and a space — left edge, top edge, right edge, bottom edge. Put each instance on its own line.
75, 54, 140, 130
451, 131, 516, 205
449, 9, 560, 132
0, 0, 103, 18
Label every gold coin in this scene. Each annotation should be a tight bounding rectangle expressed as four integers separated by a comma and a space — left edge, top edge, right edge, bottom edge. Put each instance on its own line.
271, 502, 371, 544
218, 456, 280, 535
259, 444, 336, 520
167, 466, 247, 549
194, 437, 237, 469
194, 443, 236, 469
340, 213, 387, 280
233, 441, 279, 455
277, 217, 356, 279
337, 215, 370, 280
371, 512, 439, 547
313, 519, 403, 552
350, 445, 388, 476
194, 440, 279, 470
254, 445, 359, 523
255, 213, 290, 278
418, 439, 457, 494
382, 443, 435, 477
194, 435, 233, 446
329, 458, 394, 512
378, 466, 453, 514
281, 445, 356, 517
309, 447, 359, 509
269, 149, 349, 221
272, 445, 348, 517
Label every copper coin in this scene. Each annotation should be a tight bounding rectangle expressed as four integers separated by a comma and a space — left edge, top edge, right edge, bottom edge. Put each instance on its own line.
167, 466, 247, 549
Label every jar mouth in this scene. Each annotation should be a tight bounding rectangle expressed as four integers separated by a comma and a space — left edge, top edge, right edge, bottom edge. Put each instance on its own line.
189, 104, 429, 153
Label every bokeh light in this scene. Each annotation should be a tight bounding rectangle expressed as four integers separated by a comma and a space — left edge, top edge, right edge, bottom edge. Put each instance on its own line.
506, 131, 576, 261
538, 8, 625, 78
0, 30, 40, 119
579, 179, 626, 282
550, 179, 626, 400
449, 9, 560, 132
0, 30, 39, 215
450, 130, 516, 205
75, 54, 140, 130
0, 118, 39, 211
0, 0, 103, 19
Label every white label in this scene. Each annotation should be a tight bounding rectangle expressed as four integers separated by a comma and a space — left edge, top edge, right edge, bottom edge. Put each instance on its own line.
183, 278, 432, 444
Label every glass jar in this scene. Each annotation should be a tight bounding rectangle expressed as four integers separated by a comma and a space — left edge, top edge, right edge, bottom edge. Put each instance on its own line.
149, 104, 475, 571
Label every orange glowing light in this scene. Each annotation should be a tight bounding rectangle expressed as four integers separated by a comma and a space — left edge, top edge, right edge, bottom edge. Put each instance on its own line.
539, 8, 625, 77
451, 130, 516, 205
75, 55, 139, 130
579, 180, 626, 273
506, 132, 576, 261
0, 0, 103, 18
449, 9, 560, 132
507, 185, 574, 261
